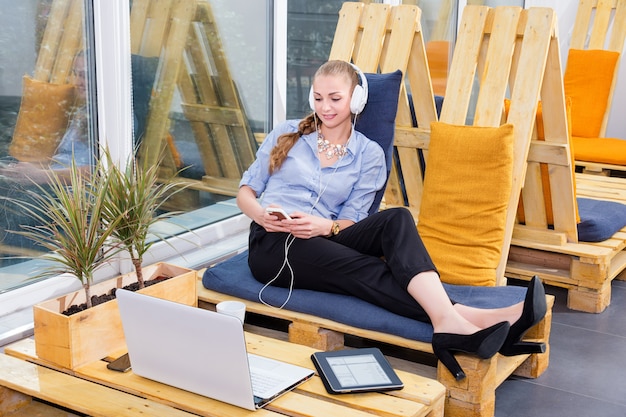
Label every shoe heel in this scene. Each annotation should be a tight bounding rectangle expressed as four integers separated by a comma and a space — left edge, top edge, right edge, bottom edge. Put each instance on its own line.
433, 345, 466, 381
499, 341, 545, 356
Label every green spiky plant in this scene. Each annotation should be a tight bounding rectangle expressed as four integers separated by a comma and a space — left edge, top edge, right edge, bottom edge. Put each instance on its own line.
7, 157, 125, 309
101, 150, 184, 289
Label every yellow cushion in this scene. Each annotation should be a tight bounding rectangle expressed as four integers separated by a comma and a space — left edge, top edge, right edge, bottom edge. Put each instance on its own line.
573, 136, 626, 165
9, 76, 75, 162
564, 49, 620, 138
418, 122, 514, 286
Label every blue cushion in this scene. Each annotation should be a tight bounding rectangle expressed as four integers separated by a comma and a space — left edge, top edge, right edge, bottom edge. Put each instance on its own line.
355, 70, 403, 214
202, 251, 527, 343
577, 197, 626, 242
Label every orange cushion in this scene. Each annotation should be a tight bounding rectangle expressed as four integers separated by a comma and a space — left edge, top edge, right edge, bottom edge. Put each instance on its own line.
10, 76, 75, 162
418, 122, 514, 286
564, 49, 619, 138
572, 136, 626, 165
425, 40, 450, 97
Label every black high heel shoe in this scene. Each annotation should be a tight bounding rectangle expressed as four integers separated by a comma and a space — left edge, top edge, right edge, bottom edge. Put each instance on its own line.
499, 275, 547, 356
432, 321, 510, 381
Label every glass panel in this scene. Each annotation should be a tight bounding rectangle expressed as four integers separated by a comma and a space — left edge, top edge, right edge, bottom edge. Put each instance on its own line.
286, 0, 345, 120
0, 0, 96, 287
131, 0, 269, 215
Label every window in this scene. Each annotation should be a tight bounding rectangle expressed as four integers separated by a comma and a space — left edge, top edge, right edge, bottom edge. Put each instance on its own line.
0, 0, 271, 298
0, 0, 97, 290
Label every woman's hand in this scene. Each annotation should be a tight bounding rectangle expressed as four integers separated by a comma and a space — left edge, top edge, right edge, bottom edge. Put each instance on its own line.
280, 211, 333, 239
263, 205, 294, 233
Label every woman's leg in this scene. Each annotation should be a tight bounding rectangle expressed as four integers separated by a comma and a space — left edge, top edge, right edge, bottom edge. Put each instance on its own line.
406, 271, 523, 334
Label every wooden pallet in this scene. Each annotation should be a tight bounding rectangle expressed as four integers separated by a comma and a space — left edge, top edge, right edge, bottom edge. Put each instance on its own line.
509, 172, 626, 313
198, 279, 553, 417
507, 0, 626, 313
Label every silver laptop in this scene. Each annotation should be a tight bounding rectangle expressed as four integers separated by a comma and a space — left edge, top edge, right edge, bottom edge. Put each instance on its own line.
116, 289, 314, 410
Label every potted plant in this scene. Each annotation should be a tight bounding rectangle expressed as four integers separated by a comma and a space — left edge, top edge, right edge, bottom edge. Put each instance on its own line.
101, 150, 186, 289
9, 157, 123, 309
7, 151, 196, 369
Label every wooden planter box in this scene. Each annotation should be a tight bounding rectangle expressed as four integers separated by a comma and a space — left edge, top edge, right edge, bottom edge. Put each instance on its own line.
33, 263, 197, 370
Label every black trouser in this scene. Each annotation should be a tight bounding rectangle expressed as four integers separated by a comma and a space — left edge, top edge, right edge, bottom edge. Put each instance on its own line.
248, 207, 439, 323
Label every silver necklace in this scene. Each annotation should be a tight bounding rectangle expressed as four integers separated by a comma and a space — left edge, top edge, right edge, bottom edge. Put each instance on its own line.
317, 130, 348, 160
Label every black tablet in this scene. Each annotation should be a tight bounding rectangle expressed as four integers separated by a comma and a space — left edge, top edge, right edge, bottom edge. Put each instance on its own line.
311, 347, 404, 394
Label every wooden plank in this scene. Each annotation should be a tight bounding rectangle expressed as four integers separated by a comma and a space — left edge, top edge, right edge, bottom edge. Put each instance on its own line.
439, 5, 489, 124
328, 2, 364, 62
140, 0, 195, 167
49, 0, 83, 84
34, 0, 70, 82
588, 0, 614, 49
608, 0, 626, 52
570, 0, 594, 49
129, 0, 150, 55
0, 354, 199, 417
352, 3, 390, 70
473, 7, 521, 127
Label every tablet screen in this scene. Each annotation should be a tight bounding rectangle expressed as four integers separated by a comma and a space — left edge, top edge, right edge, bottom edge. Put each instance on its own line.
327, 353, 392, 387
311, 348, 404, 394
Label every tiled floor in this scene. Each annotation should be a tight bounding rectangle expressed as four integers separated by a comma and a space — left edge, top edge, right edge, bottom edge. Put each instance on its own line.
2, 279, 626, 416
495, 279, 626, 417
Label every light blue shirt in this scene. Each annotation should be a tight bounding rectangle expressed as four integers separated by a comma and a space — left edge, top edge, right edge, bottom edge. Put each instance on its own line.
50, 110, 93, 169
240, 120, 387, 222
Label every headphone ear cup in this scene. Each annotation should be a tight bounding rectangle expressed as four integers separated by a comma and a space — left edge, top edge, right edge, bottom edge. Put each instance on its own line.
309, 86, 315, 112
350, 85, 366, 114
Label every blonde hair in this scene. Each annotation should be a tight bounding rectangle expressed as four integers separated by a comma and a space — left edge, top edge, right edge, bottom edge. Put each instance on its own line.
268, 60, 359, 174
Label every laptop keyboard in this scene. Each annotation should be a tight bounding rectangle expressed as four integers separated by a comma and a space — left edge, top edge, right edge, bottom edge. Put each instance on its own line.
250, 371, 285, 396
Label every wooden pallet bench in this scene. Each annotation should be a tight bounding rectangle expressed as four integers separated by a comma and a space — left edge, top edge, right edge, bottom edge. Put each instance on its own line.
508, 172, 626, 313
3, 334, 446, 417
198, 277, 554, 417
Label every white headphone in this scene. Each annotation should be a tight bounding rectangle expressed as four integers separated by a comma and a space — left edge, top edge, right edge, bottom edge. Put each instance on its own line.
309, 62, 369, 115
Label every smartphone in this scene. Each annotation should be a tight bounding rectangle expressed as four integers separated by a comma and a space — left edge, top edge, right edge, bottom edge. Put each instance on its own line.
266, 207, 292, 220
107, 353, 132, 372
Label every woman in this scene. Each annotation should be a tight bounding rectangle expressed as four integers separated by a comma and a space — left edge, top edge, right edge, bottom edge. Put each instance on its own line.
237, 60, 546, 380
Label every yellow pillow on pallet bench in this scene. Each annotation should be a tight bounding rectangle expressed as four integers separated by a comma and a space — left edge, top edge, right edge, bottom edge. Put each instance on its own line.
10, 76, 75, 163
418, 122, 514, 287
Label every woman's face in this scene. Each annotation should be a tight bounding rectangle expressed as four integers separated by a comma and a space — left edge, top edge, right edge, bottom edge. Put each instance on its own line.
311, 73, 353, 130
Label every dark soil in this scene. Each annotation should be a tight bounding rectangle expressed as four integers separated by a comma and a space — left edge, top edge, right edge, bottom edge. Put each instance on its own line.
61, 275, 172, 316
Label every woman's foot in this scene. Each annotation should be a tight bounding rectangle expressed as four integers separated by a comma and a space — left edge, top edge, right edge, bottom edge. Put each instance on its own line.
499, 276, 547, 356
432, 321, 510, 381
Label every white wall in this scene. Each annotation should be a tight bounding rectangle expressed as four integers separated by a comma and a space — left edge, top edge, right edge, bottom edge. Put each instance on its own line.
527, 0, 625, 138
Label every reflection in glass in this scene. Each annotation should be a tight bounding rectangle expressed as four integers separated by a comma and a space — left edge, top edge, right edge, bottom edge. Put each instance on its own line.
131, 0, 266, 212
0, 0, 95, 278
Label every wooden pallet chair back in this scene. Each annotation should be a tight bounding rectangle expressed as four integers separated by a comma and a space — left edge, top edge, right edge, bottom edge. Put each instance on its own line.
328, 2, 438, 220
133, 0, 257, 195
566, 0, 626, 172
433, 6, 576, 285
511, 11, 580, 249
328, 3, 569, 286
569, 0, 626, 138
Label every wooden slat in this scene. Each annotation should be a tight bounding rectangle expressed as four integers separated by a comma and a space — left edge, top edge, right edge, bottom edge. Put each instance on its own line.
439, 5, 489, 124
328, 2, 363, 62
473, 7, 520, 127
34, 0, 71, 82
140, 0, 195, 167
0, 354, 199, 417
